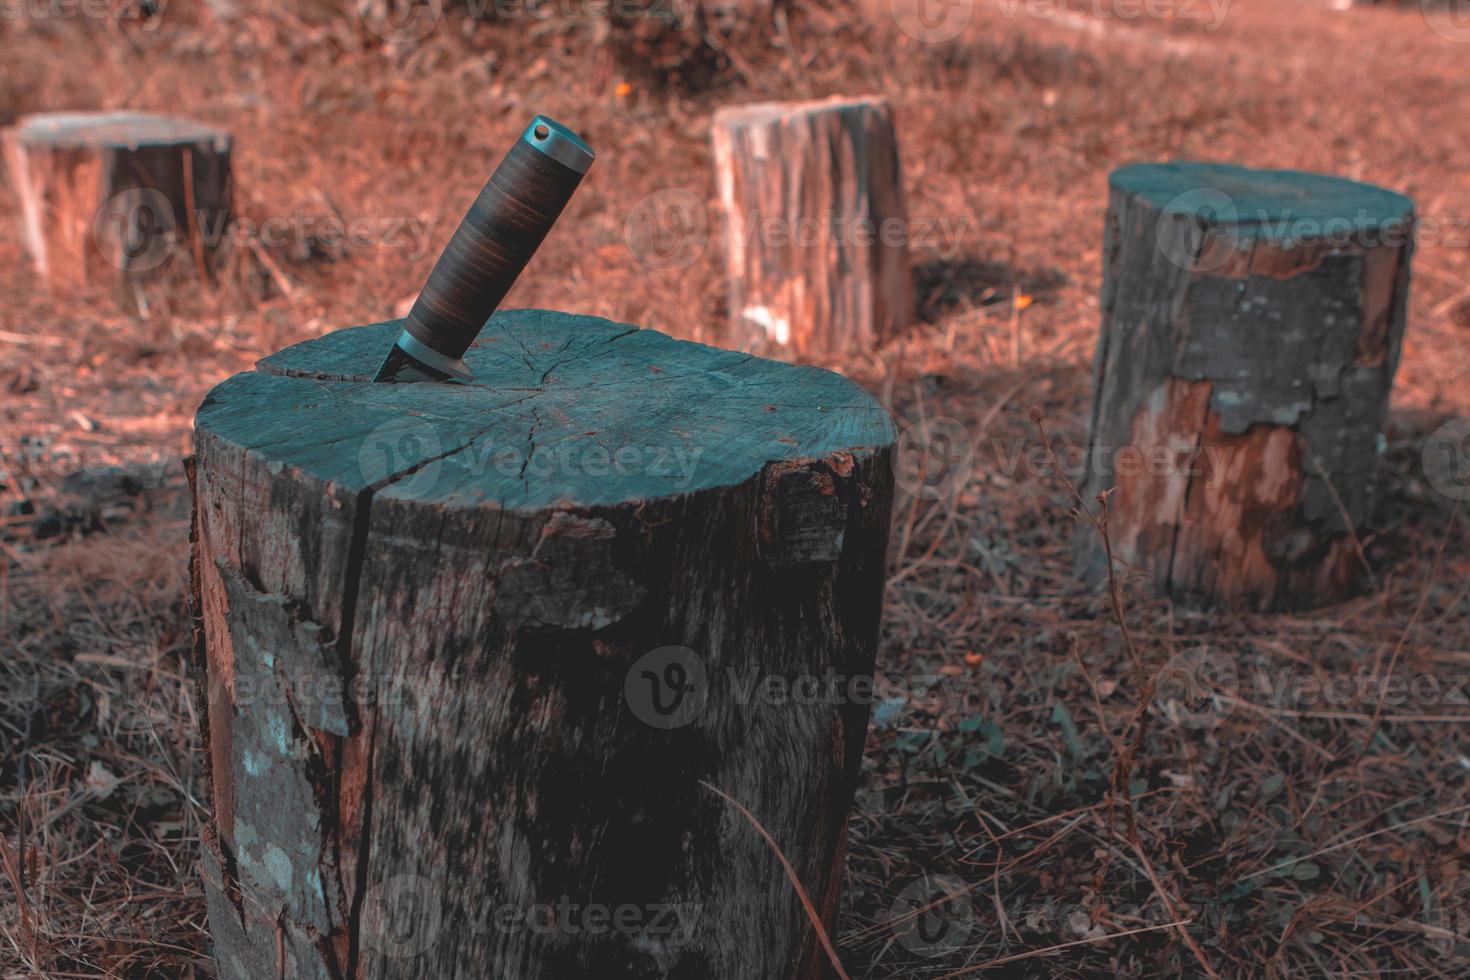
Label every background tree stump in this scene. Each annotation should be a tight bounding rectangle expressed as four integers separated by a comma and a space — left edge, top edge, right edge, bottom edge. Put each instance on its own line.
2, 111, 232, 290
711, 96, 914, 359
189, 310, 896, 979
1078, 162, 1414, 611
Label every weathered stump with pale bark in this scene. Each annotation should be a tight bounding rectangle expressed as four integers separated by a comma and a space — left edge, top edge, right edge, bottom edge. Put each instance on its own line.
1, 111, 231, 289
1078, 162, 1414, 611
188, 310, 895, 979
711, 96, 914, 359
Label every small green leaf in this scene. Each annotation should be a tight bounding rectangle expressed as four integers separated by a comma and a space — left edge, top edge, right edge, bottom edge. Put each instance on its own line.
984, 722, 1005, 758
1220, 880, 1255, 902
872, 696, 907, 731
896, 730, 930, 755
1050, 702, 1085, 760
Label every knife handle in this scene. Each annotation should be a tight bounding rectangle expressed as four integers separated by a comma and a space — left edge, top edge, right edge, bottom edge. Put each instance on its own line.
402, 117, 594, 363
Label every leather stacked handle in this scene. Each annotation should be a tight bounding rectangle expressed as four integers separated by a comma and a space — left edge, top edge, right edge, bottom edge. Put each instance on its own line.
402, 117, 594, 365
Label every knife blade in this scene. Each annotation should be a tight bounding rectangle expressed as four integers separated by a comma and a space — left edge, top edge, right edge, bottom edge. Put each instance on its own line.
374, 115, 594, 383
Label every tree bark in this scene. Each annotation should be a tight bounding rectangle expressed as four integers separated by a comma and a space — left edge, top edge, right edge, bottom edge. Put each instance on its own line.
1, 111, 231, 290
189, 309, 896, 979
1078, 162, 1414, 611
711, 96, 914, 359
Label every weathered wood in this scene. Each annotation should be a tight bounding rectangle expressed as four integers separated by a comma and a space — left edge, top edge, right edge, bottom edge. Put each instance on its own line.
1, 111, 231, 289
190, 309, 896, 978
711, 96, 914, 359
1079, 162, 1414, 611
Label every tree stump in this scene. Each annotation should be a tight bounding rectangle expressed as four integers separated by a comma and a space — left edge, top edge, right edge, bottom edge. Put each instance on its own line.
711, 96, 914, 359
1078, 161, 1414, 611
2, 111, 232, 289
189, 310, 896, 979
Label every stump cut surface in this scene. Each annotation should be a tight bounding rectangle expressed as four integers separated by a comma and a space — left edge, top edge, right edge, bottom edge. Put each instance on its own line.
1111, 161, 1414, 235
12, 110, 230, 150
218, 309, 893, 507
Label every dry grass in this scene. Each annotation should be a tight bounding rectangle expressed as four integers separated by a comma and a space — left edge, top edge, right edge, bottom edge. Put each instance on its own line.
2, 0, 1468, 976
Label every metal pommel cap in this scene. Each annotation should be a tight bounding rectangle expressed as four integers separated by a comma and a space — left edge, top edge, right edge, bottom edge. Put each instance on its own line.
523, 116, 595, 175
